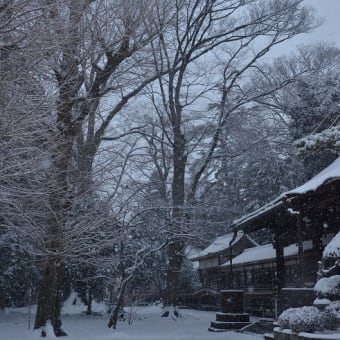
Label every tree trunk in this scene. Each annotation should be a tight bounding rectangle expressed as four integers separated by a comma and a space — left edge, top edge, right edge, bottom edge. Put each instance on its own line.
34, 63, 77, 337
107, 280, 127, 329
34, 256, 66, 336
33, 124, 74, 335
163, 239, 184, 308
33, 3, 84, 334
163, 130, 186, 312
86, 289, 93, 315
33, 178, 70, 335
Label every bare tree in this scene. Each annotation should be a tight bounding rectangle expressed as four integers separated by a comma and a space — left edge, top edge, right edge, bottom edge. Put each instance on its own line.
0, 0, 318, 333
250, 43, 340, 176
146, 0, 316, 314
28, 0, 178, 335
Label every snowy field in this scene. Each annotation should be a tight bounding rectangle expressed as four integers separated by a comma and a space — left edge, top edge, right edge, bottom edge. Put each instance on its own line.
0, 305, 263, 340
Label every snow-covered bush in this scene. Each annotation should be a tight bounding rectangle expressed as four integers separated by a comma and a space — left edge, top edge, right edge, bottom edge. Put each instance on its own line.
278, 307, 301, 330
315, 276, 340, 300
278, 306, 338, 333
313, 231, 340, 330
320, 309, 339, 331
325, 301, 340, 323
319, 232, 340, 279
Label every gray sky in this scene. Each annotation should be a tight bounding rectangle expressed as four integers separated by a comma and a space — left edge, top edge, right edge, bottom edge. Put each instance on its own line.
301, 0, 340, 47
268, 0, 340, 59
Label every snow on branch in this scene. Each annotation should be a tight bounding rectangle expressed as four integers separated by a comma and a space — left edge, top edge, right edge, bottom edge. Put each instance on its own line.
294, 126, 340, 153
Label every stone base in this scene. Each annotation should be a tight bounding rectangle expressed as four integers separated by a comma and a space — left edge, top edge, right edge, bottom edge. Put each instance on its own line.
216, 312, 250, 322
209, 313, 251, 331
273, 328, 340, 340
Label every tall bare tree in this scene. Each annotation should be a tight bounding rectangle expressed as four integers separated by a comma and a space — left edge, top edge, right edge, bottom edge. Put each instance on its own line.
0, 0, 318, 333
0, 0, 51, 312
147, 0, 316, 313
31, 0, 176, 335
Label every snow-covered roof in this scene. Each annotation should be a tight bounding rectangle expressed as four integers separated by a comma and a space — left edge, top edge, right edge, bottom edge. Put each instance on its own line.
221, 241, 313, 267
233, 195, 283, 228
185, 246, 200, 260
233, 157, 340, 229
185, 246, 200, 270
190, 231, 247, 260
287, 156, 340, 195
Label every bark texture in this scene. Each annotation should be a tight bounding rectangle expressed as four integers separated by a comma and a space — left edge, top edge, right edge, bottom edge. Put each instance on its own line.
34, 1, 83, 335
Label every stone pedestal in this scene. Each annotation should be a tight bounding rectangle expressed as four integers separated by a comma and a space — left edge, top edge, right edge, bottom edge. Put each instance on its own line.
209, 290, 251, 332
220, 290, 244, 313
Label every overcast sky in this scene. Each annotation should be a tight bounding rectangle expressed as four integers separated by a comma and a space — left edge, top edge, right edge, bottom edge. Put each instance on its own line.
302, 0, 340, 46
267, 0, 340, 59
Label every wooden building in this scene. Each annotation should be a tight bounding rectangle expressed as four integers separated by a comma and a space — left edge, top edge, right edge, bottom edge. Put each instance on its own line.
222, 242, 314, 290
221, 237, 332, 316
232, 156, 340, 291
190, 231, 257, 291
190, 157, 340, 316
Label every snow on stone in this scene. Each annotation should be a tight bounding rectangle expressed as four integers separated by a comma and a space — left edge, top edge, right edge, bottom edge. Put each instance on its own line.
191, 231, 244, 260
298, 332, 340, 339
313, 298, 332, 306
221, 241, 313, 267
275, 327, 340, 339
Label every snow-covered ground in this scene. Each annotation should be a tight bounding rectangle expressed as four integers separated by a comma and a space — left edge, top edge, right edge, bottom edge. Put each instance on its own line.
0, 304, 263, 340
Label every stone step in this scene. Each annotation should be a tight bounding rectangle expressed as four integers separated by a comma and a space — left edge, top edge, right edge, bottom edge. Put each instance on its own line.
210, 320, 251, 330
216, 312, 250, 323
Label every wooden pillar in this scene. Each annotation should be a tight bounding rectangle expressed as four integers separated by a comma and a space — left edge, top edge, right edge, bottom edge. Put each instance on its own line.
228, 230, 237, 289
274, 232, 285, 289
312, 220, 324, 281
311, 216, 324, 258
312, 231, 323, 259
275, 243, 285, 289
296, 215, 304, 287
